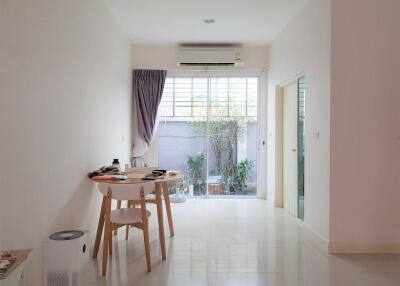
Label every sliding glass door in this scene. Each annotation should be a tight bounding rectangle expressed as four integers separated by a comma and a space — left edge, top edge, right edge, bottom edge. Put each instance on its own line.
157, 76, 258, 197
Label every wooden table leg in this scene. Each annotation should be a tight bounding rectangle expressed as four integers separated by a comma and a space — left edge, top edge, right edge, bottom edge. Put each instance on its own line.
109, 231, 112, 255
102, 220, 110, 276
162, 181, 174, 237
113, 200, 122, 236
93, 196, 106, 259
155, 182, 166, 260
102, 194, 111, 276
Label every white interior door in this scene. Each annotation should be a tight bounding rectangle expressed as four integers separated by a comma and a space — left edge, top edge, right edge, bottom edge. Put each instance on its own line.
283, 81, 298, 216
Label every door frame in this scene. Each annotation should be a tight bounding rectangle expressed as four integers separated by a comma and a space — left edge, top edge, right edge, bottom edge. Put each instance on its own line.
275, 74, 304, 215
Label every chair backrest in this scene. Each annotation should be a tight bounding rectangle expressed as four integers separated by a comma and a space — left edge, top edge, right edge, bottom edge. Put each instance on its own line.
126, 167, 157, 174
98, 182, 155, 200
126, 173, 146, 179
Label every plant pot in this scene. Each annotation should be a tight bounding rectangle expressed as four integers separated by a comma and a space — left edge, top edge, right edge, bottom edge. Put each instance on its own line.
188, 185, 194, 196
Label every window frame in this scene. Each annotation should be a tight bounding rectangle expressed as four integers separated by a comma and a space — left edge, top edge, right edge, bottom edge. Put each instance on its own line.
159, 76, 259, 119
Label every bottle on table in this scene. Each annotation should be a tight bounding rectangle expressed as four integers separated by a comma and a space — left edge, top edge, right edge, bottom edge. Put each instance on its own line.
112, 159, 120, 171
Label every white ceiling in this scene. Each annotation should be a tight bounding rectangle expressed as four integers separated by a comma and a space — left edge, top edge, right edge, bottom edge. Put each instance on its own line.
107, 0, 308, 45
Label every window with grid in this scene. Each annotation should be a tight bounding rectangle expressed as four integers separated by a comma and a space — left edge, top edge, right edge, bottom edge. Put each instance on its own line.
159, 77, 258, 118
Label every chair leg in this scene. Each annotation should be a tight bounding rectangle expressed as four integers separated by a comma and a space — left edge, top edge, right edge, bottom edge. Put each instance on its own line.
125, 200, 132, 240
114, 200, 122, 236
125, 225, 129, 240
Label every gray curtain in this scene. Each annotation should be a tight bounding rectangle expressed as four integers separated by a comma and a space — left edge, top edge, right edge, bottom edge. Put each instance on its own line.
133, 69, 167, 144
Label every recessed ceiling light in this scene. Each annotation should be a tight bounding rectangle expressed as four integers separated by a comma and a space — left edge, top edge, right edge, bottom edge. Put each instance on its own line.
204, 18, 215, 24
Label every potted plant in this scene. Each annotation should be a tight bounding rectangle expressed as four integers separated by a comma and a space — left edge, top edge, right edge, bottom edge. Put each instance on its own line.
234, 159, 255, 194
186, 153, 205, 196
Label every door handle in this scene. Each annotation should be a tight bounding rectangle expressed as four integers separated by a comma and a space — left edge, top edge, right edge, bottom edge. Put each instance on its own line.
291, 149, 297, 152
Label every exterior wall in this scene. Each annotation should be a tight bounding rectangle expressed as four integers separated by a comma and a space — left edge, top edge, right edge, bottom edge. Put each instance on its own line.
158, 121, 207, 172
330, 0, 400, 253
0, 0, 131, 284
267, 0, 331, 240
157, 121, 258, 183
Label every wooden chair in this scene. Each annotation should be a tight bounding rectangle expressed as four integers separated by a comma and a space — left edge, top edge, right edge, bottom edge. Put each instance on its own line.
96, 182, 155, 276
116, 167, 175, 242
114, 167, 157, 235
126, 167, 158, 174
113, 167, 157, 236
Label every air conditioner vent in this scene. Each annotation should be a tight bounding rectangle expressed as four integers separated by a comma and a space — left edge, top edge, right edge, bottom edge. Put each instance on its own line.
177, 46, 244, 68
179, 62, 236, 67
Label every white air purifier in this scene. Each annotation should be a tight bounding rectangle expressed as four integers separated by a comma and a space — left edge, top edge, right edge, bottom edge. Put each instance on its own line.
43, 230, 89, 286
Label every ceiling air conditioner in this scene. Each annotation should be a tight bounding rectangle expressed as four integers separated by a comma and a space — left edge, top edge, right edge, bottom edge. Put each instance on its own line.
177, 46, 244, 68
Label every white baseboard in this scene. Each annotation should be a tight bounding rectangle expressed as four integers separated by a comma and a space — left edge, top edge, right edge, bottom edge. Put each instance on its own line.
300, 225, 400, 254
299, 221, 329, 254
329, 242, 400, 254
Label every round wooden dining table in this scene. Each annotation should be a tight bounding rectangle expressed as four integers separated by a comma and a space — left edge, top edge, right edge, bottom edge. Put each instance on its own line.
91, 172, 182, 261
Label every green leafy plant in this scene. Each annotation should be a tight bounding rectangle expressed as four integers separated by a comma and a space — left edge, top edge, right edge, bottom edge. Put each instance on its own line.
186, 153, 205, 184
234, 159, 255, 192
189, 118, 246, 187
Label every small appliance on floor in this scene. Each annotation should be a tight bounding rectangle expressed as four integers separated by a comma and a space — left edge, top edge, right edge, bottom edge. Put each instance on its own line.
43, 230, 89, 286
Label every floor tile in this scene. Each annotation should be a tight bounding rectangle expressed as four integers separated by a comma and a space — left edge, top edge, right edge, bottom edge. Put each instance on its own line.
83, 199, 400, 286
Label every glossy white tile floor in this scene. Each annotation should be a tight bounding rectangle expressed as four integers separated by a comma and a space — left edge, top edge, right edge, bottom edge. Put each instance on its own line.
86, 199, 400, 286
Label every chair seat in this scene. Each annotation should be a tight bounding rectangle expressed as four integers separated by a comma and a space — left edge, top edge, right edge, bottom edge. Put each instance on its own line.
111, 208, 151, 225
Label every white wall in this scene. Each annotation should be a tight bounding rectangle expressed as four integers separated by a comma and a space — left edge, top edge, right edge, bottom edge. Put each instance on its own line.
131, 44, 270, 197
267, 0, 331, 240
0, 0, 131, 284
